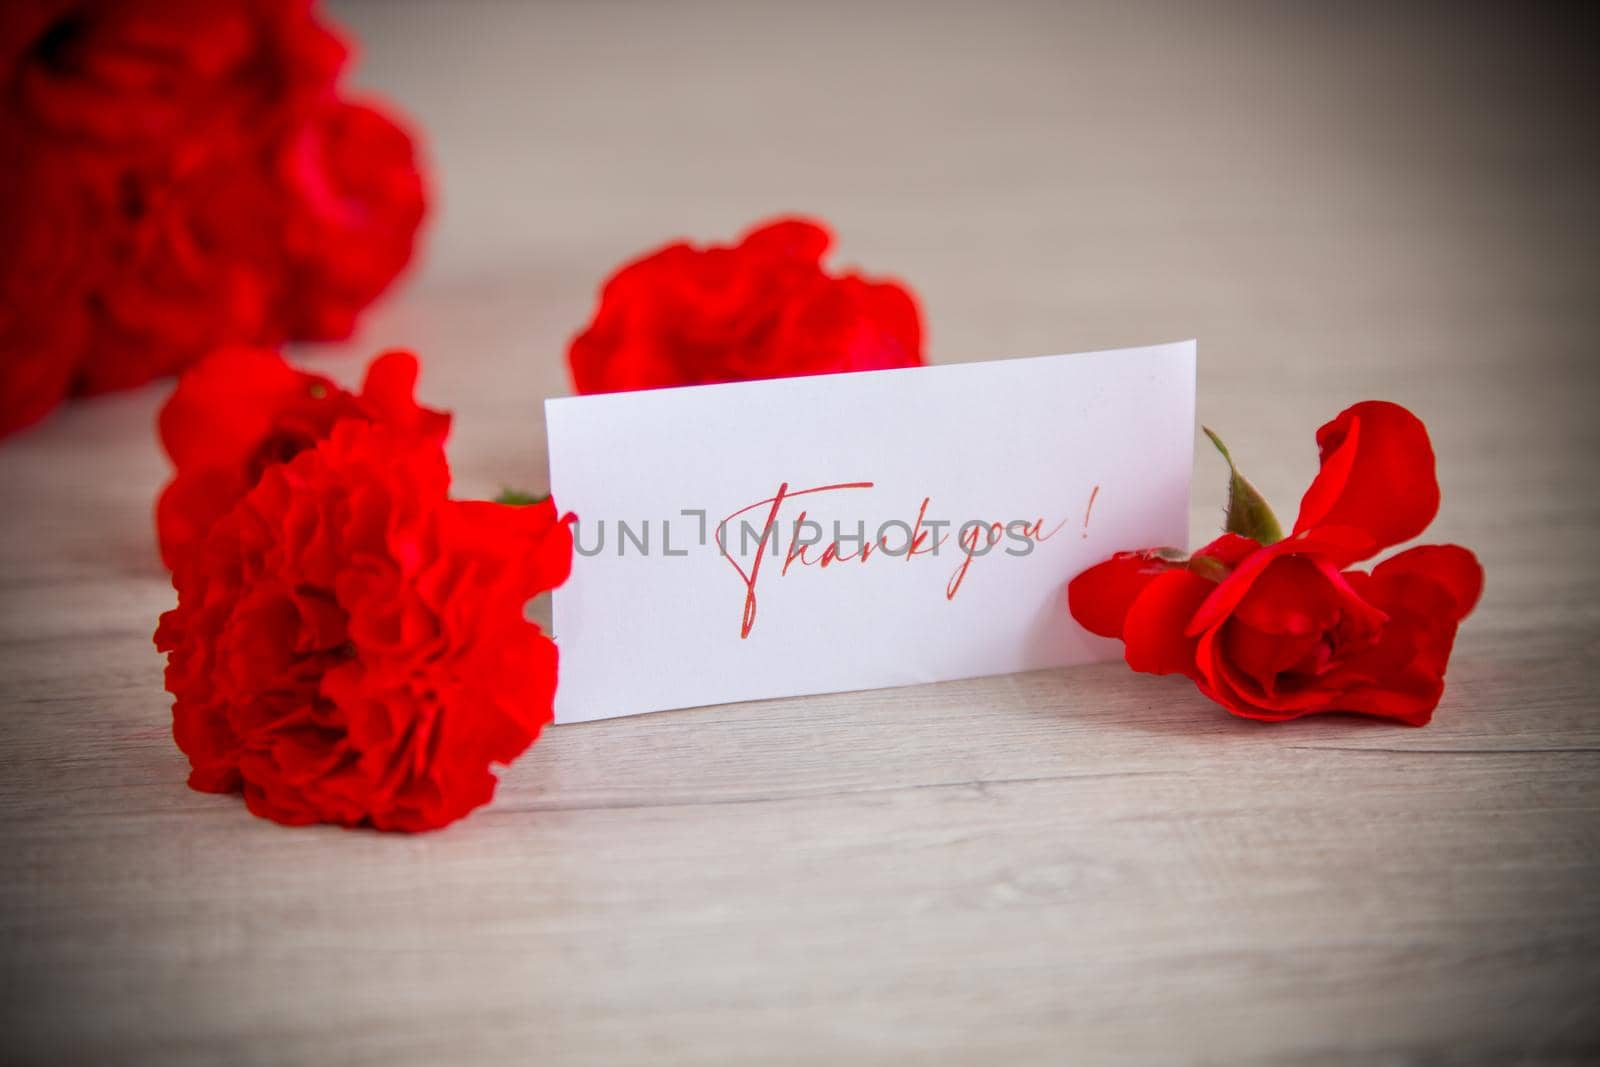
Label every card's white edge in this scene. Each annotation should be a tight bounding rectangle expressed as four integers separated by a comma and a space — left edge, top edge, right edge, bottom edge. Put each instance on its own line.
543, 339, 1198, 417
551, 649, 1128, 725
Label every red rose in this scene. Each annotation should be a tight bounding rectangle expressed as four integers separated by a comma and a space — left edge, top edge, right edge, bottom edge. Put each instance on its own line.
0, 0, 426, 436
1069, 401, 1483, 725
569, 217, 924, 393
156, 346, 449, 571
155, 421, 574, 831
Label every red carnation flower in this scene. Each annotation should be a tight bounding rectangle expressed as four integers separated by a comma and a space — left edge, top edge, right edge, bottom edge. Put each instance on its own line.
76, 161, 284, 394
1069, 401, 1483, 726
274, 98, 429, 340
569, 217, 924, 393
0, 151, 96, 432
0, 0, 425, 436
155, 421, 574, 831
156, 345, 449, 571
4, 0, 345, 158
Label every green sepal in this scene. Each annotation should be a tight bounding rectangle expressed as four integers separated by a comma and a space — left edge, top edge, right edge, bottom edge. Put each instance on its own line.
1185, 555, 1230, 583
1202, 426, 1283, 546
494, 488, 549, 506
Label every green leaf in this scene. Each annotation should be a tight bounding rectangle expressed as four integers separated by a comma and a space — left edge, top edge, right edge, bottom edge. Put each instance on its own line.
494, 488, 549, 506
1203, 426, 1283, 545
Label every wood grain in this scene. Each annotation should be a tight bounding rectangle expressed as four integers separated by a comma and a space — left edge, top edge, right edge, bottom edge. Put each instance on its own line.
2, 2, 1597, 1063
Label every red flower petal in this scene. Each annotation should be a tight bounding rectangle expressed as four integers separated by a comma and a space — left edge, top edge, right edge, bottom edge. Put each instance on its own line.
156, 467, 246, 572
1293, 401, 1440, 558
158, 345, 342, 470
1067, 551, 1179, 639
1193, 532, 1262, 569
358, 349, 451, 442
1372, 543, 1484, 621
1230, 554, 1386, 638
1123, 568, 1214, 677
1185, 527, 1372, 638
740, 217, 833, 261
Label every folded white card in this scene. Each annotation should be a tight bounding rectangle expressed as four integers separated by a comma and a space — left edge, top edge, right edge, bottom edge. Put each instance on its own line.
546, 340, 1195, 723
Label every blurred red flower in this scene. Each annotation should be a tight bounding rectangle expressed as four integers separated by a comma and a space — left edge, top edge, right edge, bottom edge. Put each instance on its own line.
155, 345, 449, 571
155, 420, 573, 831
569, 217, 924, 393
1069, 401, 1483, 726
0, 0, 426, 436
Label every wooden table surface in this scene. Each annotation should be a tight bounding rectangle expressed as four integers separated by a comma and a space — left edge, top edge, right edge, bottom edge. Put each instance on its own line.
2, 2, 1596, 1063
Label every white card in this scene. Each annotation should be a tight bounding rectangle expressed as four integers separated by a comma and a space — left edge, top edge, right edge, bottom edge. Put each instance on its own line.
546, 340, 1195, 723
